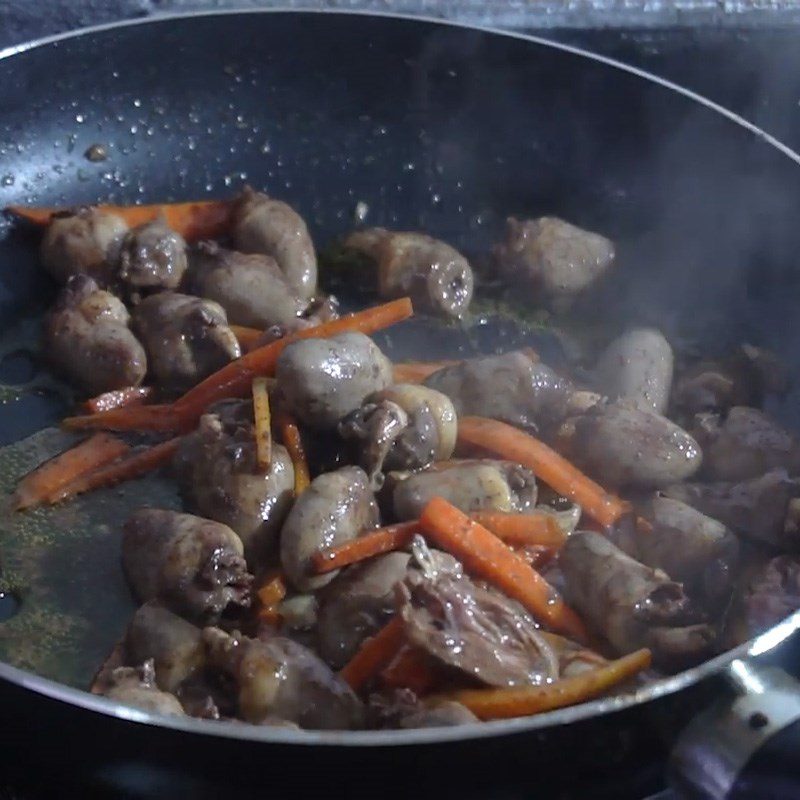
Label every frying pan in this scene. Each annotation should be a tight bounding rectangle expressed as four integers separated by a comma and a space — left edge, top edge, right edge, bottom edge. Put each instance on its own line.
1, 10, 800, 799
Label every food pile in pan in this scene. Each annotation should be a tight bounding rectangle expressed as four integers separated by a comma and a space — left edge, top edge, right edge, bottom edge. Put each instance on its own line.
4, 189, 799, 730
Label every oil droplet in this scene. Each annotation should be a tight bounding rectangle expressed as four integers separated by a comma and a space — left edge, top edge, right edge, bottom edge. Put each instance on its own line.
75, 114, 85, 123
1, 174, 14, 187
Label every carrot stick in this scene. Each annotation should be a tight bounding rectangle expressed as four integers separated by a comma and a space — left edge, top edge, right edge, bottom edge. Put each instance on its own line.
470, 511, 567, 547
419, 497, 587, 642
45, 437, 181, 504
434, 648, 652, 721
230, 325, 264, 352
62, 404, 182, 433
278, 414, 310, 495
457, 417, 630, 529
380, 645, 441, 695
312, 522, 420, 574
172, 297, 414, 426
251, 377, 272, 470
392, 360, 460, 384
339, 616, 407, 692
12, 433, 130, 511
6, 200, 232, 241
83, 386, 154, 414
256, 572, 287, 608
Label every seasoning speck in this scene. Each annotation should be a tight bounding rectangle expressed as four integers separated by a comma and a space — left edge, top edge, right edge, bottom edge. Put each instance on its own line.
84, 144, 108, 163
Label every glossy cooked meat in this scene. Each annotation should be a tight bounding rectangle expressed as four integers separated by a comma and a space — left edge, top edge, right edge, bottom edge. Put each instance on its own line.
116, 217, 188, 298
131, 291, 241, 393
41, 207, 128, 285
174, 399, 295, 568
231, 188, 317, 299
189, 241, 306, 328
280, 466, 379, 591
493, 216, 615, 310
425, 351, 572, 432
343, 228, 474, 319
203, 628, 363, 728
367, 689, 478, 729
45, 274, 147, 395
122, 508, 252, 623
736, 556, 800, 640
276, 332, 393, 430
103, 661, 186, 716
387, 459, 538, 521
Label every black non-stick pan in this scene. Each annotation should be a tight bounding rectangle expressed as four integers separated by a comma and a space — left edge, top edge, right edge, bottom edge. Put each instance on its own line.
2, 11, 800, 799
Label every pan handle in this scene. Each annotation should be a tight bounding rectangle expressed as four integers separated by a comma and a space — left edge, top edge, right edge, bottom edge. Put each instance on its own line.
669, 658, 800, 799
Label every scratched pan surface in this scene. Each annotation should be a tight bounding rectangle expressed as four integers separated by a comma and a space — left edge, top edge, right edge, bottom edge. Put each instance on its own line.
1, 9, 800, 764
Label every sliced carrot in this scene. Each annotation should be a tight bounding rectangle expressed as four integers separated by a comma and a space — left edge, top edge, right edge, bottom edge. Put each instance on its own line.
62, 404, 182, 433
435, 648, 652, 720
470, 511, 567, 547
45, 437, 181, 504
380, 645, 441, 695
251, 377, 272, 471
12, 433, 130, 511
457, 417, 630, 529
258, 607, 282, 626
256, 573, 287, 608
419, 497, 587, 642
312, 522, 420, 574
6, 200, 232, 241
339, 616, 406, 692
230, 325, 264, 352
278, 414, 310, 495
83, 386, 154, 414
392, 359, 460, 384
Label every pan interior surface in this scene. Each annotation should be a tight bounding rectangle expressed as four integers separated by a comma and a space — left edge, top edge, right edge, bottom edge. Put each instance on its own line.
1, 10, 800, 744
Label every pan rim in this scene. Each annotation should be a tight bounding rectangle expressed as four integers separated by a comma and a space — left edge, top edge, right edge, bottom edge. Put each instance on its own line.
1, 7, 800, 747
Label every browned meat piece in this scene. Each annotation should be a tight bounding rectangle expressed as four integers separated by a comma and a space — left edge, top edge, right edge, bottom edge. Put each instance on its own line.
493, 216, 615, 310
367, 689, 478, 729
635, 495, 739, 605
40, 207, 128, 285
174, 399, 295, 568
339, 383, 457, 487
203, 628, 363, 729
424, 351, 572, 433
44, 274, 147, 395
732, 556, 800, 642
252, 295, 340, 346
276, 332, 392, 430
189, 241, 307, 328
122, 509, 252, 623
343, 228, 473, 319
691, 407, 800, 482
594, 328, 674, 414
131, 291, 241, 393
317, 552, 411, 669
672, 344, 791, 418
386, 459, 538, 522
538, 632, 607, 677
570, 399, 702, 489
103, 660, 185, 716
125, 601, 205, 694
116, 217, 187, 298
231, 188, 317, 299
560, 531, 714, 668
280, 466, 379, 592
398, 539, 558, 686
662, 470, 800, 551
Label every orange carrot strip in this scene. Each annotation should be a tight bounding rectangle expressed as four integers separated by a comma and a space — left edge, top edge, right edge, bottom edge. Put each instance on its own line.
470, 511, 567, 547
62, 404, 182, 433
312, 522, 420, 574
419, 497, 587, 642
392, 359, 460, 384
251, 377, 272, 470
12, 433, 130, 511
278, 414, 310, 495
6, 200, 232, 241
258, 607, 282, 626
435, 648, 652, 720
457, 417, 630, 529
230, 325, 264, 352
380, 645, 441, 695
339, 616, 406, 692
83, 386, 154, 414
45, 437, 181, 503
256, 573, 287, 608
